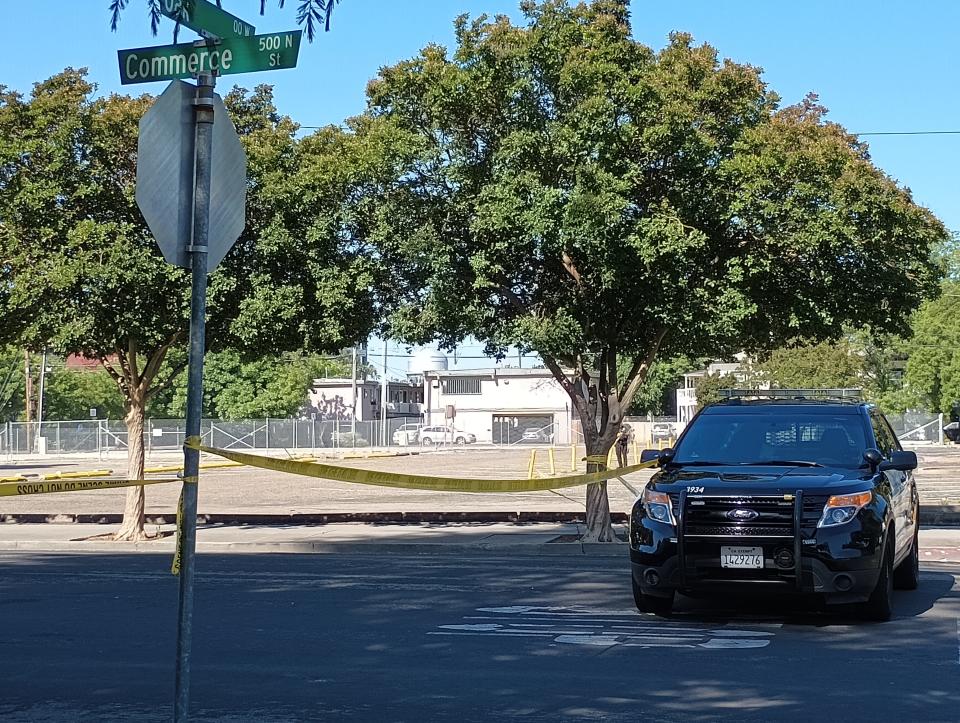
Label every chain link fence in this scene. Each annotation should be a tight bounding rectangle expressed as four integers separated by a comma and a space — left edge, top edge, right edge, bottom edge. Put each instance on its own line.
0, 417, 422, 458
887, 411, 944, 443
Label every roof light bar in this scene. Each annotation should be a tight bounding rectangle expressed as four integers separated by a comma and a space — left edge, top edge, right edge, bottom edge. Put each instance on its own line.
717, 388, 863, 401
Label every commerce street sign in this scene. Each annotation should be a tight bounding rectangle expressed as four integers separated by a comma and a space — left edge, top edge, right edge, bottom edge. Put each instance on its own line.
158, 0, 256, 40
118, 31, 301, 85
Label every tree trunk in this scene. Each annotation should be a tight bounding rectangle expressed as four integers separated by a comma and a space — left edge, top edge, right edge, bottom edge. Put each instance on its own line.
113, 393, 146, 541
582, 436, 616, 543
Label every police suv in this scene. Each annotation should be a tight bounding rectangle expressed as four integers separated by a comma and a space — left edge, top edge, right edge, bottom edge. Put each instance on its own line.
630, 390, 920, 621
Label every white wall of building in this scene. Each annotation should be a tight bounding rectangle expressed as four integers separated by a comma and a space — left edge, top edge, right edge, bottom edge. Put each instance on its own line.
424, 369, 572, 443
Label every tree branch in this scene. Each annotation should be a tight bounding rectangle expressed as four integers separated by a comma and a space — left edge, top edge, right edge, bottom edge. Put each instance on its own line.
141, 332, 183, 390
128, 338, 140, 390
100, 356, 128, 396
145, 360, 188, 401
561, 250, 582, 288
621, 327, 669, 411
598, 348, 610, 436
542, 354, 589, 422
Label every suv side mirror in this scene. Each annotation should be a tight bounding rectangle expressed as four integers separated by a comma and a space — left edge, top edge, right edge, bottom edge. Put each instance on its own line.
641, 448, 675, 466
863, 448, 883, 470
879, 450, 918, 472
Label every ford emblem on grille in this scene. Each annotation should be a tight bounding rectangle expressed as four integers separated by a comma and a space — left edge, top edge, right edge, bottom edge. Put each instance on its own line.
726, 508, 759, 521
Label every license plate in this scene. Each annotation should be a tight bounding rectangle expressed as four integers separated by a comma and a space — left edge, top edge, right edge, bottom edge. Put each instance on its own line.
721, 546, 764, 569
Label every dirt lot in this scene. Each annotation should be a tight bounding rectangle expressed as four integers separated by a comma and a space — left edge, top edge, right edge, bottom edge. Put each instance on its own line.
1, 443, 958, 517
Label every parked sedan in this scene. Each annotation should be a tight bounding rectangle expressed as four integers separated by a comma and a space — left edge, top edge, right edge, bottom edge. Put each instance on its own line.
392, 423, 422, 445
419, 425, 476, 446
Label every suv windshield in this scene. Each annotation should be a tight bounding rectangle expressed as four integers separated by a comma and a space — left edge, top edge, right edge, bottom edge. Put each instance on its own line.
673, 412, 868, 468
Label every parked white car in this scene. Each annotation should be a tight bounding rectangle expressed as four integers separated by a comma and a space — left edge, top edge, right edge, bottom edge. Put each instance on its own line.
392, 423, 422, 445
419, 425, 476, 446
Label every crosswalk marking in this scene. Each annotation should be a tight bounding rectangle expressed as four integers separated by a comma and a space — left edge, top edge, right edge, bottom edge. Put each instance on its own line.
430, 606, 778, 649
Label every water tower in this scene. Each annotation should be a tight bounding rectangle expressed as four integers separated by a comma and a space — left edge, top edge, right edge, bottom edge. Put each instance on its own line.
408, 348, 449, 379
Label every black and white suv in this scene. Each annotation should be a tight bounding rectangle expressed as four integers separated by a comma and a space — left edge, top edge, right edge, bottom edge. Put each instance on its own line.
630, 390, 920, 621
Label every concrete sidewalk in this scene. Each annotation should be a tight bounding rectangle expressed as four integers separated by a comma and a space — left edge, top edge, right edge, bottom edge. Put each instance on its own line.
1, 522, 959, 561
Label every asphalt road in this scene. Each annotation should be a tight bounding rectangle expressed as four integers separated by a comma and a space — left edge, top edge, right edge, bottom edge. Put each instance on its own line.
1, 553, 958, 722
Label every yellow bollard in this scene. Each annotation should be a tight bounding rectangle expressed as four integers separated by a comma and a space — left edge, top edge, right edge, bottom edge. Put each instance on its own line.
548, 447, 556, 475
632, 440, 639, 461
527, 448, 538, 479
607, 447, 615, 468
570, 443, 577, 472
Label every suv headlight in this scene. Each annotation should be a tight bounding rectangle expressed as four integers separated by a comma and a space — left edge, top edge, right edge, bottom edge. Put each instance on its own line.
642, 487, 676, 526
818, 491, 872, 528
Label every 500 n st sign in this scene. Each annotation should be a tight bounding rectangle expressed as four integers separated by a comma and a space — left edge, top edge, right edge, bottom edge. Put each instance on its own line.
118, 31, 301, 85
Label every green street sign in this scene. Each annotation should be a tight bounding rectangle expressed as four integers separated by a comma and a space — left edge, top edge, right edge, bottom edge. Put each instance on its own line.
159, 0, 255, 39
118, 31, 302, 85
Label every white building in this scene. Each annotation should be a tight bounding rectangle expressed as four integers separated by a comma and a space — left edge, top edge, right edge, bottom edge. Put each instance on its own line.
423, 367, 572, 444
308, 346, 575, 444
676, 358, 756, 423
307, 378, 423, 422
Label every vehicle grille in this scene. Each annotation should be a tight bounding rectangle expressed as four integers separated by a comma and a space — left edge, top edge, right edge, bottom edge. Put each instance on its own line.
684, 524, 793, 538
682, 495, 796, 538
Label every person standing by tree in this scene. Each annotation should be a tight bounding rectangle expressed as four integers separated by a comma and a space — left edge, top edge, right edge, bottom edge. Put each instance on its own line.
615, 424, 631, 468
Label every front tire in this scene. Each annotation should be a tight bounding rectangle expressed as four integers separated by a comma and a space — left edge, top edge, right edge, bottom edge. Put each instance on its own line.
632, 576, 674, 616
859, 536, 894, 622
420, 437, 433, 446
455, 436, 466, 446
894, 524, 920, 591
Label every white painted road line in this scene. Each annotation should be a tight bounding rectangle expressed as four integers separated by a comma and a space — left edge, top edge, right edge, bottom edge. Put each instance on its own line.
433, 606, 777, 650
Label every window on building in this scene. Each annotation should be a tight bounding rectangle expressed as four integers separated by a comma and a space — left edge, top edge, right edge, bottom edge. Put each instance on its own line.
442, 377, 482, 395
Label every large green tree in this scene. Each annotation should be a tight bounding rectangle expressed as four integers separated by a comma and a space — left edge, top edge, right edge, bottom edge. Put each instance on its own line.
757, 340, 864, 390
902, 280, 960, 414
357, 0, 947, 540
0, 71, 379, 539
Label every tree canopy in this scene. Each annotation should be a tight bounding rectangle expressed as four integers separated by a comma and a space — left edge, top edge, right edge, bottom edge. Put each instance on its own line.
0, 69, 380, 537
352, 0, 948, 539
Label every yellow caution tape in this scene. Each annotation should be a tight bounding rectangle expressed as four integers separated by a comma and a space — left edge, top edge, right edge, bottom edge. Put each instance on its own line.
171, 486, 185, 576
0, 477, 179, 497
41, 469, 113, 480
184, 437, 657, 493
0, 475, 27, 483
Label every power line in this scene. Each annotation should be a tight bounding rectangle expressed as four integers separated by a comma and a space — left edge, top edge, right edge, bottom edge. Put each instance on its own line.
853, 130, 960, 136
297, 125, 960, 138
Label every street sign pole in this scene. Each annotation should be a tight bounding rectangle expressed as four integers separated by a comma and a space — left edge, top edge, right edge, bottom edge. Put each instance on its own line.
173, 70, 215, 723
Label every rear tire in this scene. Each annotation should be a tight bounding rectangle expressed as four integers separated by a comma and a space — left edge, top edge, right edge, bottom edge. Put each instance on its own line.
420, 437, 433, 446
632, 576, 674, 616
859, 536, 894, 622
893, 524, 920, 591
455, 436, 466, 446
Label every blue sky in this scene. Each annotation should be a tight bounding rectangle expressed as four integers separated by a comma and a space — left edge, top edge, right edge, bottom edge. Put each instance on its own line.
3, 1, 958, 377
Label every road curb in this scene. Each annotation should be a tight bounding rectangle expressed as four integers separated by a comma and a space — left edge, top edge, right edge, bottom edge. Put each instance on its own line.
0, 539, 618, 557
3, 507, 959, 526
0, 511, 630, 525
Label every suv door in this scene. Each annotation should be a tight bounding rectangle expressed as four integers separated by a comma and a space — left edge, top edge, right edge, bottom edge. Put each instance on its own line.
870, 411, 911, 557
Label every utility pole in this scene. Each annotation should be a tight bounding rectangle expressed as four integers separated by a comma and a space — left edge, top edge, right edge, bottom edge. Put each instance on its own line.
381, 341, 388, 446
35, 350, 47, 452
351, 346, 358, 437
24, 350, 32, 452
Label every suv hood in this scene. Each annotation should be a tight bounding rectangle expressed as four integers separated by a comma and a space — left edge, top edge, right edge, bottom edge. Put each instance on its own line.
652, 465, 873, 495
